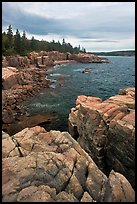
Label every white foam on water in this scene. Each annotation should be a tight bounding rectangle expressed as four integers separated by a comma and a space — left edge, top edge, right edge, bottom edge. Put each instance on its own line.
73, 68, 83, 72
50, 84, 56, 89
30, 102, 60, 108
50, 73, 61, 77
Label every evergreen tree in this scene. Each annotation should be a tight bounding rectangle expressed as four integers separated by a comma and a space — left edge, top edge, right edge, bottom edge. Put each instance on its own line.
81, 47, 86, 53
78, 45, 80, 50
14, 29, 21, 54
62, 38, 65, 45
21, 31, 28, 55
5, 25, 15, 55
83, 48, 86, 53
2, 25, 86, 56
30, 36, 36, 51
2, 32, 8, 55
7, 25, 14, 49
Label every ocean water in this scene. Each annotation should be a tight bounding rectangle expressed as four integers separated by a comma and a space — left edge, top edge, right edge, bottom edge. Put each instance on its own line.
24, 56, 135, 131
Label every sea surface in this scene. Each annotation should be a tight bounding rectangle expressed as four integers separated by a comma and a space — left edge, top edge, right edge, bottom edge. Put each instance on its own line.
24, 56, 135, 131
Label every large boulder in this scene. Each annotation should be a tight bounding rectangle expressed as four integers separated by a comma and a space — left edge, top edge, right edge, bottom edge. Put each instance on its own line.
2, 67, 19, 89
2, 126, 135, 202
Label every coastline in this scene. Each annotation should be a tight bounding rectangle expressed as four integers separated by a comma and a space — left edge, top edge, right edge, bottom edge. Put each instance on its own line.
2, 51, 109, 135
2, 87, 135, 202
2, 52, 135, 201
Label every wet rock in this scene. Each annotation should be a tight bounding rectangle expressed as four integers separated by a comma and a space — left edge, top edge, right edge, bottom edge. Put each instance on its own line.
3, 113, 57, 136
2, 111, 15, 124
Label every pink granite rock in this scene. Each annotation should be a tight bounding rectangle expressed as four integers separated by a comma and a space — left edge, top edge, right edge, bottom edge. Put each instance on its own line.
2, 126, 135, 202
68, 88, 135, 188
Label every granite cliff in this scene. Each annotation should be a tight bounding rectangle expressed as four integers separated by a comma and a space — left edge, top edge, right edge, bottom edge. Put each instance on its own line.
68, 88, 135, 189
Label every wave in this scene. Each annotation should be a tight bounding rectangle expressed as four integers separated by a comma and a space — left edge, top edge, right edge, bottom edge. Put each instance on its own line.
29, 102, 60, 108
50, 73, 61, 77
73, 68, 83, 72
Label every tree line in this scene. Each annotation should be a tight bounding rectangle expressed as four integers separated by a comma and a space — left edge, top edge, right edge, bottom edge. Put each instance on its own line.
2, 25, 86, 56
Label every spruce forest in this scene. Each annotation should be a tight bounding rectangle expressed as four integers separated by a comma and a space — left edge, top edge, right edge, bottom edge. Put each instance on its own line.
2, 25, 86, 56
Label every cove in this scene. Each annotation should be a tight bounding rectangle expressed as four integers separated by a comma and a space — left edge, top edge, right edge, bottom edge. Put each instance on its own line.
23, 56, 135, 132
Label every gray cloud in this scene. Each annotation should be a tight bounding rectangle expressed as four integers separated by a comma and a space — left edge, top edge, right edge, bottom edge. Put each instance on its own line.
2, 2, 135, 51
2, 4, 69, 35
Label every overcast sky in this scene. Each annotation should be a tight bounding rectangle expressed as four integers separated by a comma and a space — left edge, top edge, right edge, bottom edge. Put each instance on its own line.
2, 2, 135, 52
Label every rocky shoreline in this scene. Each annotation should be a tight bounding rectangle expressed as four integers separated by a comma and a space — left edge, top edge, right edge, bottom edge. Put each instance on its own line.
2, 67, 51, 134
2, 51, 135, 202
2, 51, 109, 135
2, 88, 135, 202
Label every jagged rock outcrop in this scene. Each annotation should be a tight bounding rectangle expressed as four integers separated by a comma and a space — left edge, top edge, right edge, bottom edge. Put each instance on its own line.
2, 67, 50, 130
4, 51, 69, 69
2, 126, 135, 202
2, 67, 19, 89
68, 88, 135, 189
2, 51, 108, 70
69, 52, 109, 63
6, 55, 31, 68
28, 51, 75, 67
28, 51, 108, 66
2, 67, 50, 90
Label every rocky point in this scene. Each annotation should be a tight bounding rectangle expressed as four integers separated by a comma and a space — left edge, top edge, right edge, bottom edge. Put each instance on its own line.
68, 87, 135, 189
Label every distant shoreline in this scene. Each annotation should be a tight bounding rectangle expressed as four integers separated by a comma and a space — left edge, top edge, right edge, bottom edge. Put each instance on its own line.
89, 50, 135, 56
